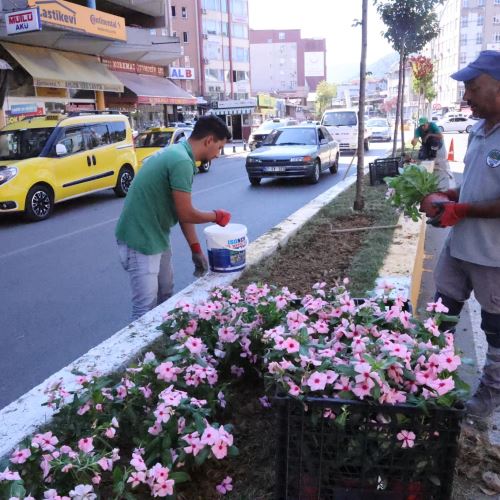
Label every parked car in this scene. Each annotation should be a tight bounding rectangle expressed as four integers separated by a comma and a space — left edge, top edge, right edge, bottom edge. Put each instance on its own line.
248, 118, 299, 150
366, 117, 392, 142
245, 125, 340, 185
0, 111, 137, 221
435, 116, 476, 133
134, 126, 211, 172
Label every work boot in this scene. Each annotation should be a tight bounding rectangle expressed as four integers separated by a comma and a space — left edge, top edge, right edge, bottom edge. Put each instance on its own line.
466, 345, 500, 419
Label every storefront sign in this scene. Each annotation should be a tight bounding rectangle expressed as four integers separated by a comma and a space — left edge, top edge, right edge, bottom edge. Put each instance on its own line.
137, 96, 196, 106
27, 0, 126, 41
65, 103, 95, 112
257, 94, 275, 108
6, 8, 41, 35
212, 98, 256, 109
35, 86, 68, 98
101, 57, 166, 77
5, 102, 45, 123
169, 67, 195, 80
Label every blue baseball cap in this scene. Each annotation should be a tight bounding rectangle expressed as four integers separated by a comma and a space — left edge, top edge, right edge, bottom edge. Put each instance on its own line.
451, 50, 500, 81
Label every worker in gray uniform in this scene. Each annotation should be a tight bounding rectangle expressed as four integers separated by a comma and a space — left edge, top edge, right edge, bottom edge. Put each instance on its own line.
421, 51, 500, 419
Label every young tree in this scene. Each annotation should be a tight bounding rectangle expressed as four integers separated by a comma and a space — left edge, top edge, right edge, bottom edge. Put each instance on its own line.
376, 0, 442, 156
315, 81, 337, 116
409, 55, 436, 118
354, 0, 368, 211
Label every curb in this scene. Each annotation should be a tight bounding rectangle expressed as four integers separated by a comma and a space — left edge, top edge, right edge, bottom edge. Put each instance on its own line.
0, 174, 358, 458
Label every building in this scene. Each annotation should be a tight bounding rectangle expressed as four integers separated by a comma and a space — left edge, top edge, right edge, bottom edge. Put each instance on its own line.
0, 0, 199, 131
249, 28, 326, 119
428, 0, 500, 111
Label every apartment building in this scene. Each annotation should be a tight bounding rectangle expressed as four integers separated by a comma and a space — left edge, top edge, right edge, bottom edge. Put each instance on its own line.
429, 0, 500, 110
0, 0, 198, 130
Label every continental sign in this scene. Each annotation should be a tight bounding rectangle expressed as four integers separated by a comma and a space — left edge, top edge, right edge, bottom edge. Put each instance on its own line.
27, 0, 126, 41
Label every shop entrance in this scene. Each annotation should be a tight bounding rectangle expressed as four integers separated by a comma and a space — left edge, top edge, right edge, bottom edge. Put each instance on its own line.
228, 114, 242, 140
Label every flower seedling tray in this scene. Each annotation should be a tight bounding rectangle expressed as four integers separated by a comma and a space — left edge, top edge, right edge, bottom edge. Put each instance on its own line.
274, 395, 464, 500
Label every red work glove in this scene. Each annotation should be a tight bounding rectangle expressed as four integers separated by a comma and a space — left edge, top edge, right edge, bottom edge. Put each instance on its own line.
214, 209, 231, 227
428, 202, 472, 228
190, 242, 209, 277
443, 189, 459, 202
419, 192, 452, 217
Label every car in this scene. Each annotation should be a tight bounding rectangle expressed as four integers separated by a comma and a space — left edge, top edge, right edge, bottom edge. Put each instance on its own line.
435, 116, 476, 133
245, 125, 340, 185
321, 108, 370, 153
0, 111, 137, 221
248, 118, 299, 150
134, 126, 211, 172
366, 117, 392, 142
300, 119, 320, 125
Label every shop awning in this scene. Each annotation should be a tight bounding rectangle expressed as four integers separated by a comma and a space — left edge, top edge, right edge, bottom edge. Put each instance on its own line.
2, 42, 123, 92
112, 71, 197, 105
210, 107, 254, 115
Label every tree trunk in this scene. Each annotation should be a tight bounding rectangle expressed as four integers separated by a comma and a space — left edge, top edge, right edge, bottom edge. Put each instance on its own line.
354, 0, 368, 212
392, 52, 403, 158
400, 54, 406, 156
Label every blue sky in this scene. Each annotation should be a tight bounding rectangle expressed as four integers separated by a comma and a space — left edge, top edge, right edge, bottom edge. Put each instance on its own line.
248, 0, 395, 82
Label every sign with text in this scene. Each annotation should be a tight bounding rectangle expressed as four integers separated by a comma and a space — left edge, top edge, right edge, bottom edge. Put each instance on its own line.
6, 8, 41, 35
28, 0, 126, 41
101, 57, 166, 77
168, 67, 194, 80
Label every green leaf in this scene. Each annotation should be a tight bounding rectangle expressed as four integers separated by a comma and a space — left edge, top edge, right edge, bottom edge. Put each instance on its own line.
194, 446, 210, 465
9, 482, 26, 499
169, 471, 191, 484
228, 445, 240, 457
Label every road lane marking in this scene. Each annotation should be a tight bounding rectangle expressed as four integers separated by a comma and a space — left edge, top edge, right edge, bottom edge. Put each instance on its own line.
195, 175, 248, 195
0, 218, 118, 260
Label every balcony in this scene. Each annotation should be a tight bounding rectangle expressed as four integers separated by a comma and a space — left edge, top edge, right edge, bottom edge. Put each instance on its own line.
105, 0, 164, 17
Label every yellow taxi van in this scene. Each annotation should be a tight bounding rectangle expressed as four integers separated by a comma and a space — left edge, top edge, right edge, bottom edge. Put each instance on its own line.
135, 126, 211, 172
0, 111, 137, 221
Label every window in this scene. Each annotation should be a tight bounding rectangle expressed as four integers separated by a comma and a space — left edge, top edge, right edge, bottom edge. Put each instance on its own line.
230, 0, 247, 17
108, 121, 126, 143
494, 16, 500, 24
231, 23, 248, 38
183, 31, 188, 43
477, 15, 483, 26
478, 0, 485, 5
476, 32, 483, 44
496, 0, 500, 5
181, 6, 187, 18
495, 32, 500, 42
232, 46, 249, 62
461, 16, 468, 28
463, 0, 468, 6
171, 5, 176, 16
278, 32, 285, 40
172, 31, 177, 38
86, 124, 110, 148
56, 127, 86, 155
0, 127, 53, 160
460, 33, 468, 44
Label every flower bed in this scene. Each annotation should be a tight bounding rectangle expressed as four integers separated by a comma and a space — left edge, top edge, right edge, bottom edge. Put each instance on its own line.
0, 282, 468, 499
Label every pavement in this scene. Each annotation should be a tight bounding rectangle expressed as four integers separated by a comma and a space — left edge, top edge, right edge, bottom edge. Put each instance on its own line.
220, 140, 249, 156
416, 161, 500, 446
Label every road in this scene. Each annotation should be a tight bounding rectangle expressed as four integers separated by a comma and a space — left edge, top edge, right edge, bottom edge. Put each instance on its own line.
0, 137, 467, 409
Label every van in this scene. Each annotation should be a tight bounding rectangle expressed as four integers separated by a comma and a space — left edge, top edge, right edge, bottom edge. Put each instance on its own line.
0, 111, 137, 221
321, 108, 369, 152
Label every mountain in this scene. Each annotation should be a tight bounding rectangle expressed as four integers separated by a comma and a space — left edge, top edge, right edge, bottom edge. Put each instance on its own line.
329, 52, 398, 83
366, 52, 399, 78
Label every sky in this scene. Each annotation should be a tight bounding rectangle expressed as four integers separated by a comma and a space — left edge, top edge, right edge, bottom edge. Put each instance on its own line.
248, 0, 395, 83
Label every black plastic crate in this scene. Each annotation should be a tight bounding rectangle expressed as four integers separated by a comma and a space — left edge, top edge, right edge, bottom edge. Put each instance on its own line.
274, 396, 464, 500
369, 157, 402, 186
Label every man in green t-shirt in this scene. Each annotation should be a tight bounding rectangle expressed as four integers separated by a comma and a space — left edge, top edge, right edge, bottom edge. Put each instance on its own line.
116, 115, 232, 320
411, 116, 452, 189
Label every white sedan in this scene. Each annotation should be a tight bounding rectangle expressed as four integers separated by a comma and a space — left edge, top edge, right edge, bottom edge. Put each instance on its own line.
435, 116, 477, 133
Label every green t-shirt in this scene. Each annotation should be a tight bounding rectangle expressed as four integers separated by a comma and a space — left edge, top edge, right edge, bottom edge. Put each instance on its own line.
414, 121, 440, 139
115, 141, 197, 255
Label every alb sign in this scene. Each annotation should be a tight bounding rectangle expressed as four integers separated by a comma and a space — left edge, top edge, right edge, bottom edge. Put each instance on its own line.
169, 67, 195, 80
6, 8, 42, 35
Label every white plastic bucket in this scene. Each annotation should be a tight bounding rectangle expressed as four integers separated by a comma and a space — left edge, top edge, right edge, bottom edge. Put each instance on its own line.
204, 223, 248, 273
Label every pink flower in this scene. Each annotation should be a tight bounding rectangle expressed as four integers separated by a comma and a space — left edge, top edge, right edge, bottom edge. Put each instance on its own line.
78, 437, 94, 454
130, 452, 147, 472
216, 476, 233, 495
288, 382, 301, 396
437, 351, 461, 373
282, 337, 300, 353
104, 427, 116, 439
97, 458, 113, 472
427, 376, 455, 396
218, 326, 238, 343
334, 375, 351, 392
397, 430, 416, 448
148, 422, 162, 436
259, 396, 272, 408
231, 365, 244, 377
426, 298, 449, 313
155, 362, 181, 382
43, 490, 70, 500
307, 371, 328, 391
91, 474, 101, 485
211, 441, 228, 459
10, 447, 31, 464
201, 425, 220, 446
151, 479, 175, 497
68, 484, 97, 499
32, 431, 58, 452
127, 471, 146, 487
0, 467, 21, 481
352, 380, 374, 399
184, 336, 204, 354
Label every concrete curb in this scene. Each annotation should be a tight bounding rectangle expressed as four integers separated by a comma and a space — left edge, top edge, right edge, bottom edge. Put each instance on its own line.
0, 174, 358, 458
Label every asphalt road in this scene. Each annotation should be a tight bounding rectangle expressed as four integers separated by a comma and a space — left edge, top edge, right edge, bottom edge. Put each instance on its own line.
0, 142, 404, 408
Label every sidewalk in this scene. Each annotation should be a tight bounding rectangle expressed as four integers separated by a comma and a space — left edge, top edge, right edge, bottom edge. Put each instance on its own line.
220, 140, 248, 156
416, 163, 500, 446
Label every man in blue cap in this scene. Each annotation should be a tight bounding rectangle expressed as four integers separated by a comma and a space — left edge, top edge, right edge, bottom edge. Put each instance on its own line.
420, 50, 500, 419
